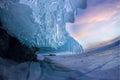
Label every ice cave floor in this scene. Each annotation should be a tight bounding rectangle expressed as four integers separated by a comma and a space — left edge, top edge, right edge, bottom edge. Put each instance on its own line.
0, 46, 120, 80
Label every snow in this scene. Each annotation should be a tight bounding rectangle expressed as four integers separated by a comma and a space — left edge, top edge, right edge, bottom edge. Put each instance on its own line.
0, 46, 119, 80
45, 46, 120, 80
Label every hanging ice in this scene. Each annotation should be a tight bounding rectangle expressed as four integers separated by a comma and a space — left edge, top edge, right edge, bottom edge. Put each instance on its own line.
0, 0, 87, 53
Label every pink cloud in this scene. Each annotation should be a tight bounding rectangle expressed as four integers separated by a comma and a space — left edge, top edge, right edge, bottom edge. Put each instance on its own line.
76, 1, 119, 24
66, 0, 120, 50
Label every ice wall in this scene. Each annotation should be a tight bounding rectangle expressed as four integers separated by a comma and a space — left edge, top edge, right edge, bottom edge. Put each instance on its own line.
0, 0, 86, 53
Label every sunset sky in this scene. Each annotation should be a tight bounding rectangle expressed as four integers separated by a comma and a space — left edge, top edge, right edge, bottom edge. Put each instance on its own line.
66, 0, 120, 51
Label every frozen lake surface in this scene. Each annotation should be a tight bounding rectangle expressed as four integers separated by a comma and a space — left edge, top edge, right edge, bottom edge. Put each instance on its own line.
0, 46, 119, 80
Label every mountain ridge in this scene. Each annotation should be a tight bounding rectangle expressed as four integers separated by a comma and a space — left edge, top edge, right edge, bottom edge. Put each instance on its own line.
86, 40, 120, 53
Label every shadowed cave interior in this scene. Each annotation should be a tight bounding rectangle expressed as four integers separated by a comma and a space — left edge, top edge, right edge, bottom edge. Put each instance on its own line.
0, 21, 37, 62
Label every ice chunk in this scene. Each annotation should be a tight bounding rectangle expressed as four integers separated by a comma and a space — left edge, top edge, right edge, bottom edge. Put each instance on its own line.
35, 36, 83, 54
0, 0, 87, 53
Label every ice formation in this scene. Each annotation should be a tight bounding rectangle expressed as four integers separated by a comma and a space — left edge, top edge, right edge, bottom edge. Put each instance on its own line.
0, 0, 86, 53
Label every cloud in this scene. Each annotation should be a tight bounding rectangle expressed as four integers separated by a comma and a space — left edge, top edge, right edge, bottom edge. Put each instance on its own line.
76, 1, 119, 24
66, 0, 120, 50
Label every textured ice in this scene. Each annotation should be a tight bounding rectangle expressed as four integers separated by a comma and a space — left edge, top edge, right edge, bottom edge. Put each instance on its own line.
0, 0, 86, 53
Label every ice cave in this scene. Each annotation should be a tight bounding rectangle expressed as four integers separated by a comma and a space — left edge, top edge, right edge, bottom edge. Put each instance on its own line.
0, 0, 87, 54
0, 0, 119, 80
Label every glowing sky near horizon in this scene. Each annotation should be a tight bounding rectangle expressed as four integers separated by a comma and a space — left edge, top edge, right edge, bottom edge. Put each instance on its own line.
66, 0, 120, 50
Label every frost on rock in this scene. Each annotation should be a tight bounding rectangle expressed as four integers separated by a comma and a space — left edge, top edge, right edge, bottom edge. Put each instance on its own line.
0, 0, 86, 53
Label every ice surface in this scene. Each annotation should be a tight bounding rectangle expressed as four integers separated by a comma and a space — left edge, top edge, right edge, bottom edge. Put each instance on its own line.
0, 46, 119, 80
0, 0, 86, 53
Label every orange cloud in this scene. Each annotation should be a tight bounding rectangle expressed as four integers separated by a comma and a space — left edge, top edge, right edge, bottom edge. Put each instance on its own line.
86, 36, 120, 51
